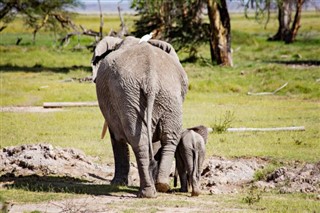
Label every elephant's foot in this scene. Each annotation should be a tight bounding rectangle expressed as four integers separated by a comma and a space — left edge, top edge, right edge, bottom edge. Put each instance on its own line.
179, 187, 188, 193
137, 186, 157, 198
111, 176, 128, 186
155, 182, 170, 192
191, 190, 201, 197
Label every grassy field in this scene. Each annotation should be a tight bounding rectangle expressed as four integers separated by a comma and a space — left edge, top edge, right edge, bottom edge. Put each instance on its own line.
0, 11, 320, 212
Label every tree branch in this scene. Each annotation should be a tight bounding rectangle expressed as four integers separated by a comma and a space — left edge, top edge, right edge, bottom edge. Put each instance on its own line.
247, 82, 288, 96
226, 126, 305, 132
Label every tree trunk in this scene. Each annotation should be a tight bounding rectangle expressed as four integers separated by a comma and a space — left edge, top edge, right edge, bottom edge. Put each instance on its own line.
98, 0, 103, 40
117, 5, 129, 38
32, 14, 49, 44
269, 0, 304, 43
268, 0, 292, 41
32, 29, 38, 44
207, 0, 233, 66
285, 0, 305, 43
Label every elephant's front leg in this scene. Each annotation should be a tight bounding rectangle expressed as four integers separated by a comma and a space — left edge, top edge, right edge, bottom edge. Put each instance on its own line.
156, 141, 177, 192
110, 136, 130, 186
132, 141, 157, 198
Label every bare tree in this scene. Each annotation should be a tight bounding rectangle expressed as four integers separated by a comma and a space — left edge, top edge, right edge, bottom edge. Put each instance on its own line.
97, 0, 104, 40
245, 0, 306, 43
284, 0, 305, 43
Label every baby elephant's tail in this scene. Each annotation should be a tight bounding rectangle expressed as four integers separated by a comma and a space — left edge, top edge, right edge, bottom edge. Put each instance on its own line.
192, 148, 199, 184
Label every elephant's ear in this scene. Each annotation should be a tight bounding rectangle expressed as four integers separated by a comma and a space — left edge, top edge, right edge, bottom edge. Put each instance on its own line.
147, 39, 180, 63
91, 36, 123, 66
91, 36, 123, 82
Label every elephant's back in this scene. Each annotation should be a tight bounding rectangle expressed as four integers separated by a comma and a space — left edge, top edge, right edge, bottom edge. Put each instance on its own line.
179, 130, 205, 151
109, 43, 187, 98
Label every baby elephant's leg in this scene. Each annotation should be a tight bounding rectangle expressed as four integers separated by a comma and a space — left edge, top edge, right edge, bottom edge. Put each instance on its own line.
191, 152, 201, 196
176, 151, 188, 192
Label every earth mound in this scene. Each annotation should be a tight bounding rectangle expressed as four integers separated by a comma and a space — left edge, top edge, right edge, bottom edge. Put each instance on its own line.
256, 162, 320, 193
0, 144, 113, 183
1, 144, 319, 194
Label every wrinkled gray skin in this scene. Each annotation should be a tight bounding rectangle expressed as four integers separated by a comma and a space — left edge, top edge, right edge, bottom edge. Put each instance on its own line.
174, 125, 209, 196
92, 36, 188, 198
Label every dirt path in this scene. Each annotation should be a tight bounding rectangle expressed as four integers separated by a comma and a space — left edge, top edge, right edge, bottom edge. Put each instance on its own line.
0, 106, 63, 113
1, 144, 319, 212
7, 195, 135, 213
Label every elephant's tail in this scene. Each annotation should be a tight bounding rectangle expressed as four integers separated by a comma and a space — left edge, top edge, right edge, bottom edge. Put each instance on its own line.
146, 92, 158, 181
146, 92, 155, 160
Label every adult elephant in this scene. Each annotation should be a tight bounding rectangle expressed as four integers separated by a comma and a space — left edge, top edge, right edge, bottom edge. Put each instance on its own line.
91, 36, 188, 198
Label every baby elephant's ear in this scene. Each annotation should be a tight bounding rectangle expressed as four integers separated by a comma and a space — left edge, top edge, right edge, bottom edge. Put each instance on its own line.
148, 39, 180, 63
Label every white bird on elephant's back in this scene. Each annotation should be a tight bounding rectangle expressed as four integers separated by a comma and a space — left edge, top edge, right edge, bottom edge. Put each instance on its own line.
139, 32, 154, 44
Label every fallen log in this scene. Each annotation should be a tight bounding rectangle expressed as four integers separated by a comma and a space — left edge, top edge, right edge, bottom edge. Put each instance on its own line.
226, 126, 305, 132
247, 82, 288, 96
43, 101, 98, 108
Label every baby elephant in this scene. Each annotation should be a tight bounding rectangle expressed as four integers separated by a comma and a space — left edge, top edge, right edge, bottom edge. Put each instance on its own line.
174, 125, 211, 196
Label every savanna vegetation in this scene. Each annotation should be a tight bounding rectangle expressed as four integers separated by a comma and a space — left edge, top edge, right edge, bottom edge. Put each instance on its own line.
0, 9, 319, 212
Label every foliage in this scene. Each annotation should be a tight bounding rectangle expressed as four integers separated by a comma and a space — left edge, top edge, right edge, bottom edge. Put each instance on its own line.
131, 0, 210, 58
254, 161, 284, 181
211, 110, 235, 133
0, 0, 82, 42
242, 185, 262, 205
243, 0, 274, 26
243, 0, 308, 43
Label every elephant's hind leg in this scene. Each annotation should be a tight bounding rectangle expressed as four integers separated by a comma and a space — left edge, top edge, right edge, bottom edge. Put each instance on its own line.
156, 141, 177, 193
132, 140, 157, 198
176, 150, 188, 192
190, 153, 201, 197
110, 136, 130, 186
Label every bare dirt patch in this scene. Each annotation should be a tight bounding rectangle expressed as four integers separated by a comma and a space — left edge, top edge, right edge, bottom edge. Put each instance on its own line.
0, 144, 112, 183
201, 157, 268, 194
0, 106, 63, 113
255, 162, 320, 194
1, 144, 319, 212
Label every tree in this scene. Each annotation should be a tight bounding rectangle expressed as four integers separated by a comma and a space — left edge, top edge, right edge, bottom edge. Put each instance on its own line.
132, 0, 210, 60
131, 0, 232, 66
268, 0, 305, 43
207, 0, 233, 66
0, 0, 81, 43
0, 0, 18, 32
244, 0, 307, 44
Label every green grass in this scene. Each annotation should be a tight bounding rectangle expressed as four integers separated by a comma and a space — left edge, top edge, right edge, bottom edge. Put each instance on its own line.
0, 71, 95, 106
183, 92, 319, 162
0, 188, 76, 203
0, 11, 320, 211
247, 192, 320, 212
0, 108, 114, 162
1, 92, 318, 163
